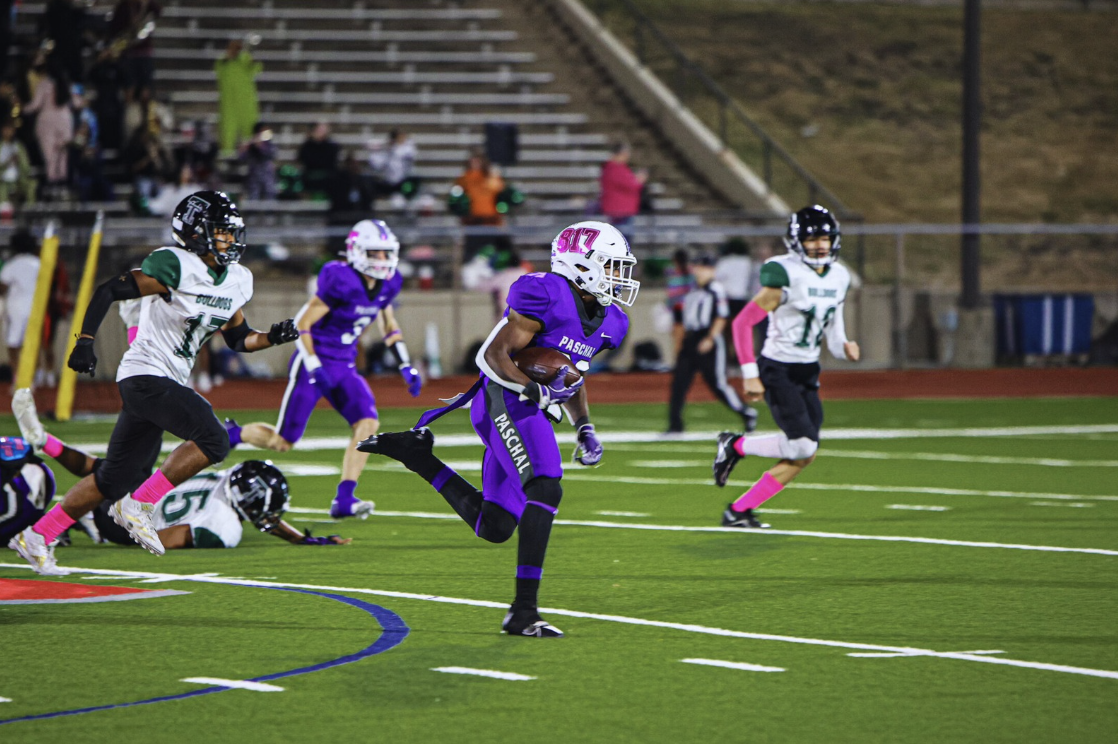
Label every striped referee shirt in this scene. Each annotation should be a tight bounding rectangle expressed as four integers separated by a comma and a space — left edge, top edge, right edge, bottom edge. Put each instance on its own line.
681, 280, 730, 334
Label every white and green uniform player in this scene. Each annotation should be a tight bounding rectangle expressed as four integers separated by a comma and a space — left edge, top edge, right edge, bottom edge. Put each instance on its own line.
713, 205, 861, 529
151, 471, 243, 548
119, 246, 253, 384
8, 191, 301, 577
757, 254, 851, 366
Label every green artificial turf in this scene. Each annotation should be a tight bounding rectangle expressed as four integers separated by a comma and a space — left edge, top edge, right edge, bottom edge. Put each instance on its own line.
2, 397, 1117, 742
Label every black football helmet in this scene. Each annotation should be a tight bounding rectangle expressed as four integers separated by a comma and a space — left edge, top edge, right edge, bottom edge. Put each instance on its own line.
171, 190, 247, 266
227, 460, 289, 532
784, 205, 841, 268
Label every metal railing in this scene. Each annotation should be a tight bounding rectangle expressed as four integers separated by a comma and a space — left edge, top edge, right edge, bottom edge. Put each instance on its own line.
589, 0, 855, 218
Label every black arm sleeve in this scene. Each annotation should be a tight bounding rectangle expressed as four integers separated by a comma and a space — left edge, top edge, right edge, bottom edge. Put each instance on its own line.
81, 273, 142, 337
221, 319, 252, 353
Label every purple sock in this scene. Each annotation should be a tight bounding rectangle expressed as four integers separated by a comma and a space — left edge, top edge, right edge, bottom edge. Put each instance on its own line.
335, 480, 357, 502
224, 420, 242, 447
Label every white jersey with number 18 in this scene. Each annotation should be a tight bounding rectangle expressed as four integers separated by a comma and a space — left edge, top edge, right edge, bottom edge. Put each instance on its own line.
759, 254, 851, 365
117, 247, 253, 386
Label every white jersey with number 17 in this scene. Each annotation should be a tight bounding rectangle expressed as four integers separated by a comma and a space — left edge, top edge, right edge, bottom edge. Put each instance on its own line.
117, 247, 253, 386
759, 254, 851, 365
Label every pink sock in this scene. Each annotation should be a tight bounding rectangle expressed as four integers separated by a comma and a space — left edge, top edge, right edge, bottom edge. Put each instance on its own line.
733, 436, 746, 457
732, 472, 784, 512
32, 504, 76, 543
127, 326, 139, 344
43, 434, 65, 458
132, 470, 175, 504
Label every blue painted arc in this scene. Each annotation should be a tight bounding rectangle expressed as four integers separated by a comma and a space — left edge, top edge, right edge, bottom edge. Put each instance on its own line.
0, 588, 409, 726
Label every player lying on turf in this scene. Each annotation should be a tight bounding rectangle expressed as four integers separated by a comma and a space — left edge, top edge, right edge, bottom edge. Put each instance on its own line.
0, 436, 57, 549
359, 221, 636, 638
8, 191, 300, 575
712, 205, 860, 528
10, 391, 348, 550
225, 219, 422, 520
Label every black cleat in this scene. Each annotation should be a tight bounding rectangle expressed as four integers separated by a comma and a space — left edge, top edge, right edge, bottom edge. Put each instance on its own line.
502, 607, 564, 638
742, 406, 759, 434
356, 427, 434, 469
721, 506, 770, 529
712, 431, 743, 487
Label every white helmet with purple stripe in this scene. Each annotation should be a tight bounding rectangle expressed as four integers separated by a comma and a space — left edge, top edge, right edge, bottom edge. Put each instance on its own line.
550, 220, 639, 307
346, 219, 400, 280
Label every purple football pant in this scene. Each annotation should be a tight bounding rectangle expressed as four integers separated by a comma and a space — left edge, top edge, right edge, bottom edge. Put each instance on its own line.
469, 379, 563, 520
276, 353, 378, 444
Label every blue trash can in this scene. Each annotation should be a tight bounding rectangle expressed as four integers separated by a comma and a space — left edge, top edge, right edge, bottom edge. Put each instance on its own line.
995, 294, 1094, 358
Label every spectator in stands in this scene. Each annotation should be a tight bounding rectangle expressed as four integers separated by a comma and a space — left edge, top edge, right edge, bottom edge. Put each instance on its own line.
107, 0, 162, 105
665, 247, 695, 360
455, 149, 506, 258
214, 39, 261, 156
327, 151, 373, 215
0, 80, 19, 125
240, 121, 277, 200
0, 121, 36, 212
0, 230, 41, 379
24, 66, 73, 199
369, 128, 417, 205
122, 120, 171, 211
148, 163, 199, 216
174, 119, 218, 186
39, 0, 88, 84
599, 140, 647, 244
715, 237, 756, 325
298, 121, 340, 198
68, 117, 113, 203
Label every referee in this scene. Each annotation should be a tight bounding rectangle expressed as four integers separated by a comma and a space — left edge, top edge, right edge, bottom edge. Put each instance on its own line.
667, 253, 758, 434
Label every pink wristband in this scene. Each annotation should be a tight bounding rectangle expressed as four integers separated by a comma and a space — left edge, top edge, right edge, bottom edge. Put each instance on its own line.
731, 301, 769, 364
43, 434, 65, 458
126, 326, 138, 344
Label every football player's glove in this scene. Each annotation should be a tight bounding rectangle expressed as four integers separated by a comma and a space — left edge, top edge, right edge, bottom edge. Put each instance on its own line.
520, 367, 584, 409
400, 364, 422, 397
267, 318, 299, 346
68, 337, 97, 376
572, 423, 603, 467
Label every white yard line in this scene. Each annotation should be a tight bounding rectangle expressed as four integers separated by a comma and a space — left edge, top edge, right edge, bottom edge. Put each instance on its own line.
4, 563, 1116, 682
1030, 502, 1094, 508
681, 658, 785, 673
886, 505, 951, 512
431, 667, 535, 681
60, 423, 1118, 456
596, 511, 651, 517
279, 508, 1118, 556
180, 678, 284, 692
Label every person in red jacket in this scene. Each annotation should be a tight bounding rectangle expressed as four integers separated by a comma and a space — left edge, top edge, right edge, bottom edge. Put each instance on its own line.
599, 140, 647, 243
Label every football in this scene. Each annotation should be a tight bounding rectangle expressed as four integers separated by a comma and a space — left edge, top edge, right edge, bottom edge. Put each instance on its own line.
512, 347, 582, 387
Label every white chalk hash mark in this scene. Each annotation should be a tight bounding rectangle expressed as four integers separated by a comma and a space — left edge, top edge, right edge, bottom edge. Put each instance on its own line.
886, 505, 951, 512
431, 667, 535, 681
681, 658, 785, 673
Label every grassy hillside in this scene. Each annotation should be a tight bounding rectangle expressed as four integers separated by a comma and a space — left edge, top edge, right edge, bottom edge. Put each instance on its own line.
597, 1, 1118, 225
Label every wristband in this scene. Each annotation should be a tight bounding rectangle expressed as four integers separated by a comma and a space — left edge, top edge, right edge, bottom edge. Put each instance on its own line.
304, 354, 323, 373
298, 329, 311, 336
741, 363, 759, 379
573, 415, 591, 430
383, 329, 402, 343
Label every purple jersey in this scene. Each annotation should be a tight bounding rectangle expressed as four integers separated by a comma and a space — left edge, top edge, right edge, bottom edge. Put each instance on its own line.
504, 272, 629, 369
310, 261, 403, 364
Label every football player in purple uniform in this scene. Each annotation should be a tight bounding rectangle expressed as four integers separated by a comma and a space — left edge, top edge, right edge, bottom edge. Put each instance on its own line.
359, 221, 638, 637
226, 219, 422, 519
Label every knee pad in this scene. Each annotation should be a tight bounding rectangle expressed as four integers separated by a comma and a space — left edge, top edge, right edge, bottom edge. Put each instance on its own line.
524, 477, 563, 510
783, 437, 818, 461
477, 500, 517, 544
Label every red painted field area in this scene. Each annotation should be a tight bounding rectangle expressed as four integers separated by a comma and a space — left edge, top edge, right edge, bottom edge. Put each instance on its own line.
0, 578, 187, 604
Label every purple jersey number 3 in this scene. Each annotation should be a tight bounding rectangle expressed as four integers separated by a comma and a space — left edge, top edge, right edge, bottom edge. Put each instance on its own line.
556, 227, 600, 255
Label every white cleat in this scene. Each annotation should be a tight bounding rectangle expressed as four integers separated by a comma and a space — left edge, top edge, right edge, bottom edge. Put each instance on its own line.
8, 528, 67, 576
110, 497, 165, 556
12, 388, 47, 450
